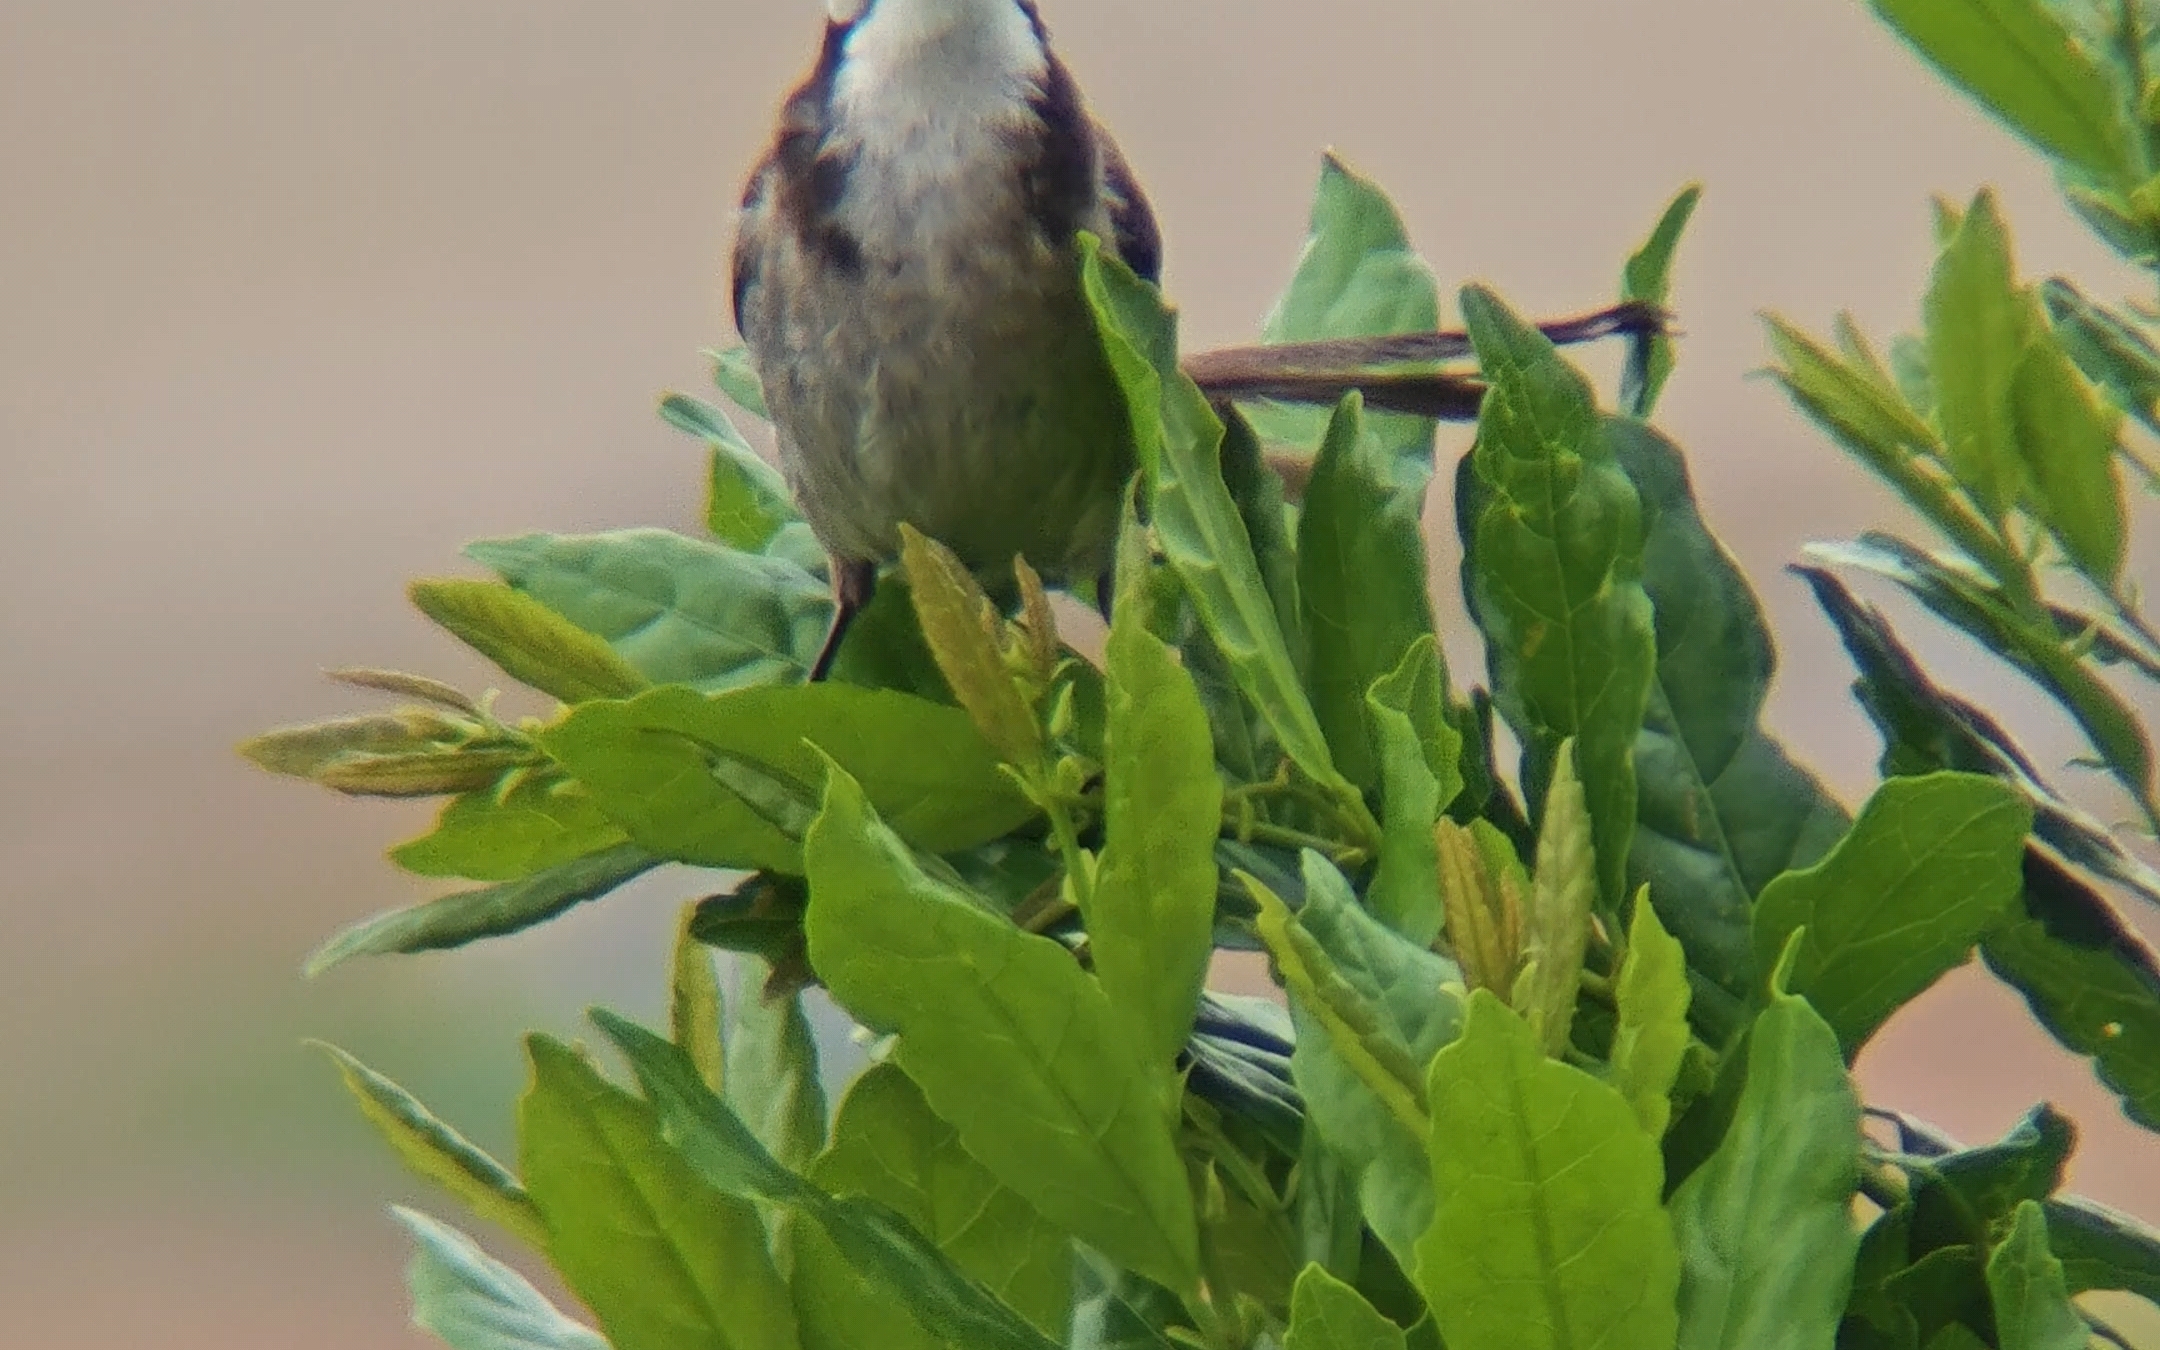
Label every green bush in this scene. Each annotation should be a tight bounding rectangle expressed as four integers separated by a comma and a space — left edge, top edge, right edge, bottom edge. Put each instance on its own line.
246, 3, 2160, 1347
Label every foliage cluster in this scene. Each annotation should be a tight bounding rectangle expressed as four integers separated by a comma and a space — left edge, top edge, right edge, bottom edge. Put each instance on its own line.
245, 3, 2160, 1347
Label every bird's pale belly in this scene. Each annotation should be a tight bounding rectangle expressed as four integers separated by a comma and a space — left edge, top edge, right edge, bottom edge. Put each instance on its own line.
757, 227, 1135, 588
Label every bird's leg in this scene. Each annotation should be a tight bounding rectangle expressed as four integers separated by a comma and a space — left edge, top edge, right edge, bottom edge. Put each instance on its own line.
810, 556, 878, 682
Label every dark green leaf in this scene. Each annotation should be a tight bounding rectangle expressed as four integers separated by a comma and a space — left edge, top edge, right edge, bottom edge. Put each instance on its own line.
2041, 277, 2160, 438
785, 1220, 945, 1350
467, 530, 830, 692
392, 771, 630, 883
2046, 1192, 2160, 1302
518, 1036, 798, 1350
1924, 191, 2032, 518
1071, 1249, 1187, 1350
1364, 636, 1464, 944
1283, 1264, 1407, 1350
815, 1064, 1072, 1337
1620, 185, 1703, 418
1093, 585, 1223, 1069
593, 1012, 1062, 1350
544, 684, 1034, 873
319, 1045, 548, 1253
410, 579, 651, 705
689, 873, 809, 967
1669, 984, 1861, 1350
1220, 407, 1306, 687
1247, 154, 1443, 475
1986, 1202, 2090, 1350
1895, 1104, 2075, 1255
1752, 773, 2032, 1057
393, 1208, 607, 1350
1460, 287, 1656, 908
669, 903, 726, 1095
726, 956, 826, 1173
305, 845, 659, 976
1870, 0, 2135, 185
1614, 420, 1848, 1007
803, 766, 1201, 1296
1297, 393, 1439, 795
1081, 239, 1372, 841
1415, 991, 1680, 1350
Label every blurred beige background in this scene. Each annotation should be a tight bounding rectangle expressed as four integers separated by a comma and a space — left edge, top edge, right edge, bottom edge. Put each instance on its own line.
5, 1, 2159, 1345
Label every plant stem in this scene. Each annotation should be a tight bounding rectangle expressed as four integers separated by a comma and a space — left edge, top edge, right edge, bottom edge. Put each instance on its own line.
1223, 813, 1367, 867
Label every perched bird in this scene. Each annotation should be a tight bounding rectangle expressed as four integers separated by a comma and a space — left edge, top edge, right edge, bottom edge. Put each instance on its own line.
732, 0, 1159, 677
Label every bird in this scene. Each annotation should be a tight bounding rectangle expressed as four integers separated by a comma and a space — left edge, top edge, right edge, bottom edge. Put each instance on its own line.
731, 0, 1159, 679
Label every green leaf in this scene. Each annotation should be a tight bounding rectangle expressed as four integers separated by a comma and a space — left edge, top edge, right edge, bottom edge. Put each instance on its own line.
815, 1064, 1072, 1337
467, 530, 830, 692
1752, 773, 2031, 1057
1282, 1264, 1408, 1350
898, 525, 1043, 768
1983, 849, 2160, 1132
1668, 984, 1861, 1350
410, 580, 651, 705
2046, 1192, 2160, 1302
1072, 1249, 1188, 1350
240, 709, 540, 799
1247, 154, 1443, 474
669, 904, 726, 1096
1610, 890, 1691, 1139
1414, 991, 1680, 1350
1869, 0, 2134, 185
709, 346, 771, 421
1620, 184, 1703, 418
1364, 636, 1465, 944
318, 1045, 549, 1253
665, 396, 794, 554
306, 845, 659, 976
1519, 741, 1596, 1055
725, 955, 827, 1173
1925, 190, 2031, 521
543, 684, 1034, 873
1092, 585, 1223, 1070
784, 1220, 944, 1350
1460, 286, 1656, 909
1080, 238, 1373, 842
2012, 330, 2126, 583
1986, 1202, 2090, 1350
393, 770, 631, 883
1297, 392, 1439, 794
591, 1012, 1062, 1350
517, 1036, 798, 1350
1613, 420, 1848, 1009
393, 1208, 608, 1350
1270, 854, 1462, 1270
803, 765, 1201, 1296
2041, 277, 2160, 437
1876, 1104, 2074, 1255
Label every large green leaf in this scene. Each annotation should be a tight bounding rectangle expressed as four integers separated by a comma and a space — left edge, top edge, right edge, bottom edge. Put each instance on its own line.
394, 1208, 608, 1350
1924, 192, 2032, 518
1986, 1203, 2090, 1350
1753, 773, 2031, 1057
1669, 984, 1861, 1350
411, 579, 652, 705
784, 1220, 945, 1350
518, 1036, 798, 1350
815, 1064, 1072, 1337
1364, 636, 1463, 944
306, 845, 660, 976
1282, 1264, 1408, 1350
592, 1013, 1061, 1350
1297, 393, 1439, 794
319, 1044, 548, 1253
393, 770, 630, 883
1080, 239, 1372, 840
1414, 991, 1680, 1350
1870, 0, 2135, 186
1459, 287, 1656, 908
1613, 420, 1847, 1007
1263, 853, 1462, 1272
544, 684, 1034, 873
802, 766, 1201, 1296
467, 530, 830, 692
725, 956, 827, 1173
1247, 154, 1443, 474
1092, 586, 1223, 1070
